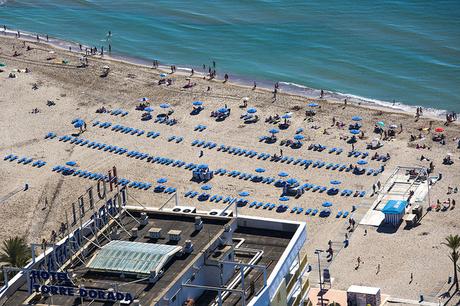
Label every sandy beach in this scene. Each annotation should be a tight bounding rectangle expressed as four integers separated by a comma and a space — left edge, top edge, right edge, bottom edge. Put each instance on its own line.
0, 36, 459, 303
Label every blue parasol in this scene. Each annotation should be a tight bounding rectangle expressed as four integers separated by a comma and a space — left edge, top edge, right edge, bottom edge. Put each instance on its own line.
294, 134, 304, 141
269, 128, 280, 134
330, 180, 341, 185
352, 116, 362, 121
286, 178, 298, 185
308, 102, 319, 107
322, 201, 333, 207
350, 129, 360, 135
144, 107, 154, 112
239, 191, 250, 197
281, 113, 292, 119
160, 103, 170, 109
201, 184, 212, 190
247, 108, 257, 114
357, 160, 368, 165
197, 164, 208, 169
192, 101, 203, 106
279, 196, 290, 201
157, 178, 167, 183
218, 107, 228, 113
278, 171, 289, 177
255, 168, 265, 173
73, 120, 84, 128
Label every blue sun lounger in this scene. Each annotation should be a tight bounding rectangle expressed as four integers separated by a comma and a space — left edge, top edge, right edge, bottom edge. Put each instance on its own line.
343, 211, 349, 218
305, 208, 312, 215
336, 210, 343, 218
311, 209, 318, 216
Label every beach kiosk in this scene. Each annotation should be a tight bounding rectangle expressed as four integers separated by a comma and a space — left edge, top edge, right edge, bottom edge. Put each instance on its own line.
382, 200, 407, 226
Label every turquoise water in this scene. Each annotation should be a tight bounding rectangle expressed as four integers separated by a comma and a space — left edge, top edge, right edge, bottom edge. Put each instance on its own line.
1, 0, 459, 112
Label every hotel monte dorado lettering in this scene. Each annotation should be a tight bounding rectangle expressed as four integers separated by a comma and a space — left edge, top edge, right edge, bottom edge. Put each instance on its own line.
29, 270, 134, 302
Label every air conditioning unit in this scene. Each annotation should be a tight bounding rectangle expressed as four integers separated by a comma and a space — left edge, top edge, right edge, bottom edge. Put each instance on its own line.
149, 228, 162, 239
208, 209, 233, 217
170, 206, 197, 214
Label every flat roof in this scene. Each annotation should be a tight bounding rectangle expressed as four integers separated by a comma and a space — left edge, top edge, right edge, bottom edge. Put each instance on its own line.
7, 211, 230, 306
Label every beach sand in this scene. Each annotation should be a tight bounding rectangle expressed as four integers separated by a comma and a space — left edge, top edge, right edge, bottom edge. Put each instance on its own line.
0, 36, 459, 303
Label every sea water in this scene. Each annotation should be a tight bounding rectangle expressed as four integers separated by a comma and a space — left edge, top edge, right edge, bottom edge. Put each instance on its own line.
1, 0, 459, 113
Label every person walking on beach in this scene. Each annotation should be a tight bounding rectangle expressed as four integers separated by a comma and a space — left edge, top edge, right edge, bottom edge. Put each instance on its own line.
410, 272, 413, 284
36, 34, 39, 41
46, 34, 49, 42
253, 81, 257, 90
199, 150, 204, 158
191, 68, 194, 76
280, 149, 283, 157
320, 89, 324, 99
213, 60, 216, 68
376, 264, 380, 274
108, 44, 111, 53
224, 74, 228, 83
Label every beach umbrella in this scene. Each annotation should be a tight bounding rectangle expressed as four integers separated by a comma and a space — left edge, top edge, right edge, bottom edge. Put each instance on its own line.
281, 113, 292, 119
201, 184, 212, 190
192, 101, 203, 106
308, 102, 319, 107
357, 160, 368, 165
350, 129, 360, 135
296, 128, 304, 134
197, 164, 208, 169
138, 97, 149, 102
160, 73, 167, 78
322, 201, 333, 207
269, 128, 280, 135
218, 107, 228, 113
73, 120, 84, 128
144, 107, 154, 112
435, 127, 444, 133
279, 196, 290, 201
157, 178, 167, 183
376, 121, 385, 127
66, 161, 77, 166
278, 171, 289, 177
0, 62, 6, 67
352, 116, 362, 121
286, 178, 298, 185
160, 103, 170, 109
71, 118, 81, 124
293, 134, 304, 141
330, 180, 341, 185
255, 167, 265, 173
247, 108, 257, 114
239, 191, 250, 197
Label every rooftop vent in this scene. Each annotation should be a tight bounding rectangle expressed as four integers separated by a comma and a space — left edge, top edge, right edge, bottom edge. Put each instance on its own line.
194, 216, 203, 231
184, 240, 193, 253
149, 228, 162, 239
140, 212, 148, 226
168, 230, 182, 242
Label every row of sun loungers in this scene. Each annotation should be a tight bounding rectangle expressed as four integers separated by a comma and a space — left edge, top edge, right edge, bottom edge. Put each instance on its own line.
110, 109, 129, 116
189, 140, 382, 175
167, 136, 183, 143
191, 140, 217, 149
194, 125, 207, 132
55, 135, 129, 154
3, 154, 46, 167
183, 189, 350, 218
154, 117, 177, 125
147, 131, 161, 138
347, 150, 369, 158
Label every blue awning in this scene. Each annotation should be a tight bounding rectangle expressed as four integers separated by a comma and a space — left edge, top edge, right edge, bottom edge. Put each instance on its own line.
382, 200, 407, 214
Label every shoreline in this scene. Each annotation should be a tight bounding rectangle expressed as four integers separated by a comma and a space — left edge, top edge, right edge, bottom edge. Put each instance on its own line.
0, 27, 457, 122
